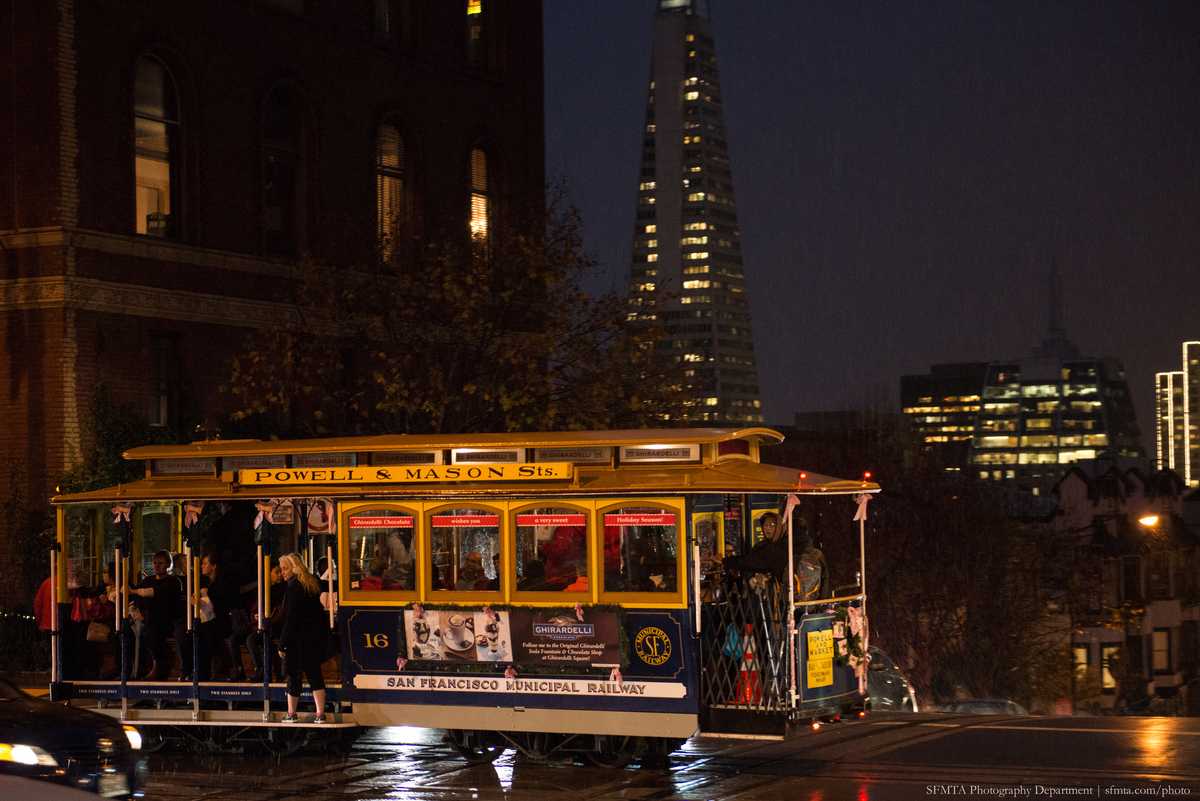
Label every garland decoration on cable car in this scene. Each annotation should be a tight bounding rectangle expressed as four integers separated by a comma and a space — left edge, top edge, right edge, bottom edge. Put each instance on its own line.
830, 604, 868, 669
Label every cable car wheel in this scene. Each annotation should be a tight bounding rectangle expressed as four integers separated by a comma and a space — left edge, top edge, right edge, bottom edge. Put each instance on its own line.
585, 735, 640, 768
446, 729, 506, 764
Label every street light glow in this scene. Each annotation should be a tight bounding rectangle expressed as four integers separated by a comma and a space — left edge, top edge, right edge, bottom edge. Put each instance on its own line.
1139, 515, 1159, 527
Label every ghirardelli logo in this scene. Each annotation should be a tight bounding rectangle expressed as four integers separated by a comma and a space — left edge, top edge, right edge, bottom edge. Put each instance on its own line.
533, 616, 595, 640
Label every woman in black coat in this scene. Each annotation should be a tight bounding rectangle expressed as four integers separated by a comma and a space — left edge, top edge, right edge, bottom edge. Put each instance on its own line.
277, 553, 328, 723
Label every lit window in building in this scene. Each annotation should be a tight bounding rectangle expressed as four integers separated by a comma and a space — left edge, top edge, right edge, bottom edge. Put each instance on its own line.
978, 436, 1018, 448
645, 224, 657, 233
646, 254, 658, 262
467, 0, 486, 65
263, 86, 304, 256
690, 165, 702, 172
640, 181, 657, 191
1026, 418, 1052, 429
705, 397, 719, 406
683, 265, 709, 275
687, 192, 706, 201
377, 121, 405, 257
686, 91, 700, 100
1020, 435, 1057, 448
680, 296, 710, 305
1022, 384, 1060, 397
470, 147, 490, 245
135, 56, 179, 237
684, 251, 709, 259
684, 222, 707, 230
681, 236, 708, 245
682, 353, 703, 362
1152, 630, 1171, 672
683, 280, 710, 289
1101, 646, 1119, 690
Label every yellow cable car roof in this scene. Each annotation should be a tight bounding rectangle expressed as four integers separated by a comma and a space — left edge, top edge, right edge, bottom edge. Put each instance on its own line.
121, 427, 785, 459
51, 428, 879, 504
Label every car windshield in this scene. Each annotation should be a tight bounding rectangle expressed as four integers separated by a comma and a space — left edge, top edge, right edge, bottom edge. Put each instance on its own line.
0, 675, 29, 700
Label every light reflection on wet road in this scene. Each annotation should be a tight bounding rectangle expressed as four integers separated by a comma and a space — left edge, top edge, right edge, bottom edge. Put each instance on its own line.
144, 715, 1200, 800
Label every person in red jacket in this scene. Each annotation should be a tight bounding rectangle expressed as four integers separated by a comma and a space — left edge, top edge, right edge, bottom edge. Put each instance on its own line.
34, 576, 55, 631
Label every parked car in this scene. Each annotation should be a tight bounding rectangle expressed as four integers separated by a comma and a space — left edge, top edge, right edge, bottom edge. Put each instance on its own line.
940, 698, 1029, 715
866, 646, 918, 712
0, 676, 145, 798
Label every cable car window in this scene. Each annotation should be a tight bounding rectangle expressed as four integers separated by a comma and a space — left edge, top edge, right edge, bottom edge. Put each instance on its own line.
514, 508, 588, 593
139, 503, 177, 574
603, 508, 678, 593
431, 508, 500, 592
348, 509, 416, 591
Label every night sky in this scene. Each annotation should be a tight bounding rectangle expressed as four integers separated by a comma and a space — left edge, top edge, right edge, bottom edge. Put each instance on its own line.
543, 1, 1200, 434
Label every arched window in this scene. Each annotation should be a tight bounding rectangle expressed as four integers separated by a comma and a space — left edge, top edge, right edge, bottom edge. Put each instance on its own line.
469, 147, 489, 246
263, 86, 304, 256
134, 56, 179, 237
377, 122, 406, 257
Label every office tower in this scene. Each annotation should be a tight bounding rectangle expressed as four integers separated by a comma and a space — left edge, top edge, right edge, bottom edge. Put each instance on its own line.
901, 338, 1143, 494
900, 363, 989, 469
626, 0, 763, 424
1156, 341, 1200, 485
1156, 370, 1185, 474
970, 352, 1142, 494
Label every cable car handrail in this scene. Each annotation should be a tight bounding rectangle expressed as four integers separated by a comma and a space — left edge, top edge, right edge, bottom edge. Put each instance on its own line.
793, 591, 865, 608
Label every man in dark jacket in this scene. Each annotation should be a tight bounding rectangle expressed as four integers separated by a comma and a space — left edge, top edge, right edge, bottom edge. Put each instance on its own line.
740, 510, 830, 600
129, 551, 183, 679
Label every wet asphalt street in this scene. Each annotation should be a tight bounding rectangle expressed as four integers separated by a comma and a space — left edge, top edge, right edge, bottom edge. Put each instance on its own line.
142, 714, 1200, 800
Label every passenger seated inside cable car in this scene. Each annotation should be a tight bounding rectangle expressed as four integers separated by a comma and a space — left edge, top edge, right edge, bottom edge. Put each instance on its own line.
431, 508, 499, 593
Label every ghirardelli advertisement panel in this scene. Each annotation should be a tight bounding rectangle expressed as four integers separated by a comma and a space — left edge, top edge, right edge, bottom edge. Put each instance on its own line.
403, 608, 621, 666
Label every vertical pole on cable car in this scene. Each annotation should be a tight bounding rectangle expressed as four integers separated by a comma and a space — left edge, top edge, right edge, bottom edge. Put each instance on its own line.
258, 542, 267, 720
689, 499, 700, 634
181, 504, 199, 710
116, 510, 132, 710
49, 542, 59, 685
855, 484, 870, 624
256, 507, 270, 720
786, 492, 797, 709
190, 549, 201, 716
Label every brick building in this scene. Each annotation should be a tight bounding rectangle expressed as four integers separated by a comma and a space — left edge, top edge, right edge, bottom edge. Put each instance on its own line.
0, 0, 545, 605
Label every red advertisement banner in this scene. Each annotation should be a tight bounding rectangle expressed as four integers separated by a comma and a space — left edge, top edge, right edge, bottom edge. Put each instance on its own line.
515, 514, 587, 526
604, 513, 676, 526
431, 515, 500, 527
349, 516, 414, 528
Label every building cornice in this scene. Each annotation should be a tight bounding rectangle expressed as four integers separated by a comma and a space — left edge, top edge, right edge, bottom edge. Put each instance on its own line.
0, 276, 296, 328
0, 227, 293, 279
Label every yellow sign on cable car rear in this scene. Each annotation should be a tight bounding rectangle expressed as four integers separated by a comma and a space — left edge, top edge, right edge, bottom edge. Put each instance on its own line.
237, 462, 573, 487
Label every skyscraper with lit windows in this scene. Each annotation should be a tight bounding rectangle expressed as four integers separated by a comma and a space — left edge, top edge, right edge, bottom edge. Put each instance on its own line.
1155, 340, 1200, 485
626, 0, 763, 424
